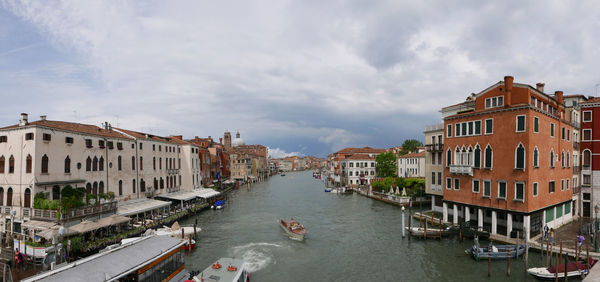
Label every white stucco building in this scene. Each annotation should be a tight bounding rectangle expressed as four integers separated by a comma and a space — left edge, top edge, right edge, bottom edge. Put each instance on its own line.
397, 149, 425, 178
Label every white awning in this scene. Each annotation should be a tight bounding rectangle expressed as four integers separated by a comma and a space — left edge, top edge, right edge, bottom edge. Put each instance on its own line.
195, 188, 220, 199
117, 198, 171, 216
157, 190, 200, 201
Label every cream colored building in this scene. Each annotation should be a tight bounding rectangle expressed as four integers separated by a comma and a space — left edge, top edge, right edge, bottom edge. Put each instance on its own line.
424, 124, 444, 212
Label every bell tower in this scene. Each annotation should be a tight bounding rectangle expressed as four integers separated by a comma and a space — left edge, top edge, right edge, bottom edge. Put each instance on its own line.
224, 131, 232, 150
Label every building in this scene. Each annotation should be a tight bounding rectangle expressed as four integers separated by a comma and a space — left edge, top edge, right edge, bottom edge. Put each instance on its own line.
424, 124, 444, 212
443, 76, 575, 240
328, 147, 387, 186
340, 154, 377, 186
564, 94, 588, 218
397, 148, 425, 178
580, 96, 600, 217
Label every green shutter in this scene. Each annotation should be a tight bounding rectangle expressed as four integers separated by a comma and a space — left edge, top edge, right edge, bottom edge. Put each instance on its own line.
565, 202, 571, 215
474, 147, 481, 168
516, 146, 525, 169
534, 117, 539, 132
462, 123, 467, 136
475, 121, 481, 135
486, 119, 493, 134
516, 183, 524, 200
473, 181, 479, 192
546, 208, 554, 223
485, 147, 492, 168
556, 205, 563, 218
484, 181, 491, 196
517, 116, 525, 131
499, 182, 506, 198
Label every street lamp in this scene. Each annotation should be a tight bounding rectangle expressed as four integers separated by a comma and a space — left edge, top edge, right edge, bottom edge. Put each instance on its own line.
595, 205, 599, 252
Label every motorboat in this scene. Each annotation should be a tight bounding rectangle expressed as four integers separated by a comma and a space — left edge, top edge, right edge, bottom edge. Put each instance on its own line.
466, 239, 526, 260
324, 188, 332, 192
406, 226, 456, 238
279, 218, 307, 241
151, 221, 199, 251
527, 258, 596, 280
212, 200, 225, 210
191, 257, 249, 282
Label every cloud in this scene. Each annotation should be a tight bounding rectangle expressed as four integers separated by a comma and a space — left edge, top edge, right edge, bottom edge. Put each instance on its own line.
2, 1, 600, 157
267, 147, 303, 159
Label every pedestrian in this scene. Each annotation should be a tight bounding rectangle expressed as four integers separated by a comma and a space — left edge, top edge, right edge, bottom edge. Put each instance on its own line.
14, 248, 23, 272
549, 228, 555, 244
577, 233, 585, 252
544, 224, 549, 240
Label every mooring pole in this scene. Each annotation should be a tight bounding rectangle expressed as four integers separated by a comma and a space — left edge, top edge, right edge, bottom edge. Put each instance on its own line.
507, 248, 511, 276
554, 251, 558, 282
488, 252, 491, 277
401, 206, 405, 238
408, 201, 412, 241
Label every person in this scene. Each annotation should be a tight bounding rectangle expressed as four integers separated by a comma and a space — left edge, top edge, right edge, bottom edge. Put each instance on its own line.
544, 224, 549, 240
14, 248, 23, 272
549, 228, 555, 244
577, 233, 585, 251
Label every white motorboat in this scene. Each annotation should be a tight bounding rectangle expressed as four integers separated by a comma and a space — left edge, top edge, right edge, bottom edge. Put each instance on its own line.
192, 258, 249, 282
527, 259, 596, 280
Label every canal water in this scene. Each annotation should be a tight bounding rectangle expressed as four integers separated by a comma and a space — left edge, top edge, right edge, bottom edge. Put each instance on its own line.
182, 171, 559, 282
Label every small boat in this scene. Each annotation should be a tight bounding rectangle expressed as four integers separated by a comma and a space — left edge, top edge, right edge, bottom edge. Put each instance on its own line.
459, 222, 490, 239
192, 257, 250, 282
324, 188, 332, 192
406, 226, 456, 238
279, 218, 307, 241
466, 239, 526, 260
527, 258, 596, 280
152, 221, 200, 250
212, 199, 225, 209
281, 173, 286, 176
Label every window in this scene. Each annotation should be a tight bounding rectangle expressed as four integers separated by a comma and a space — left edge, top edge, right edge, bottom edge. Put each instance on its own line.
9, 156, 14, 173
583, 129, 592, 141
85, 139, 93, 148
43, 133, 51, 141
99, 156, 104, 171
485, 119, 493, 134
64, 156, 71, 173
485, 96, 504, 108
140, 157, 143, 170
533, 182, 539, 197
153, 157, 156, 170
515, 143, 525, 170
583, 111, 592, 122
566, 179, 570, 190
0, 156, 4, 174
561, 179, 565, 191
533, 117, 539, 133
447, 124, 452, 138
140, 142, 143, 150
561, 127, 565, 140
431, 172, 436, 186
65, 137, 74, 144
0, 136, 6, 143
533, 147, 539, 168
516, 115, 526, 132
473, 179, 480, 193
549, 181, 555, 193
41, 155, 49, 174
118, 156, 122, 171
25, 155, 32, 173
99, 140, 105, 148
446, 149, 452, 167
132, 179, 136, 193
473, 145, 481, 168
498, 181, 507, 199
93, 156, 98, 171
515, 182, 524, 202
474, 121, 481, 135
462, 123, 467, 136
483, 180, 491, 197
117, 142, 123, 150
550, 150, 555, 168
119, 180, 123, 196
567, 129, 570, 141
25, 133, 34, 140
446, 178, 452, 190
86, 156, 91, 171
132, 156, 136, 170
153, 144, 156, 151
107, 141, 114, 149
456, 123, 461, 136
484, 145, 493, 169
583, 150, 591, 167
561, 151, 565, 167
454, 179, 460, 190
550, 123, 555, 137
546, 207, 554, 223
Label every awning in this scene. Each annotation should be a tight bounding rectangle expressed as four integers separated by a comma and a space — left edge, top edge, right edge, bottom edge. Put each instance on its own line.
157, 190, 201, 201
196, 188, 220, 199
97, 215, 130, 226
35, 179, 86, 186
69, 221, 102, 234
22, 220, 57, 230
117, 198, 171, 216
69, 215, 131, 234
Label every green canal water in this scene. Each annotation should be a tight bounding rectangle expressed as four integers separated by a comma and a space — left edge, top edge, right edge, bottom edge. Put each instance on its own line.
181, 171, 563, 282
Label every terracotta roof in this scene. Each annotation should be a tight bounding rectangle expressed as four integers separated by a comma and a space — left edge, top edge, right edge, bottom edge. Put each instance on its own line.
0, 120, 131, 139
582, 97, 600, 104
398, 151, 425, 158
113, 128, 175, 143
335, 147, 387, 154
342, 154, 376, 160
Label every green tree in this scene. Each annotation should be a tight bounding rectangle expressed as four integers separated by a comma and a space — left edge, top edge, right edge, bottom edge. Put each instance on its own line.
399, 139, 424, 155
376, 152, 397, 178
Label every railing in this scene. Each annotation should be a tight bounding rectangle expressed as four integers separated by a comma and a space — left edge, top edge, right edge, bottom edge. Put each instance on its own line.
22, 208, 30, 218
167, 169, 180, 175
573, 185, 580, 194
2, 207, 10, 215
425, 143, 444, 152
33, 201, 117, 222
449, 164, 473, 175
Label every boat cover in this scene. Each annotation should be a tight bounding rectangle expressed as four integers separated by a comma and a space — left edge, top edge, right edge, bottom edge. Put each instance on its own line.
215, 200, 224, 206
547, 262, 586, 273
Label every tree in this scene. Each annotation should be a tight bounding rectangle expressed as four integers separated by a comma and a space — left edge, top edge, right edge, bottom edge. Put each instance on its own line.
376, 152, 397, 178
399, 139, 423, 155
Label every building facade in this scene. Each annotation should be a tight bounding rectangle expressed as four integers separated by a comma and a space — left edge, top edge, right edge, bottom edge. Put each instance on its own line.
397, 149, 425, 178
580, 97, 600, 217
424, 124, 444, 212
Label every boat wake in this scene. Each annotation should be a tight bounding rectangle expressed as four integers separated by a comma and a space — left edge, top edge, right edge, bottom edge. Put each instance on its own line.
230, 242, 282, 273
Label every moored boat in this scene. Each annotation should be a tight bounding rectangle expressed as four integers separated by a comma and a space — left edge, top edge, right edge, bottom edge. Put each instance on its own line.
466, 241, 526, 260
192, 258, 250, 282
212, 199, 225, 209
459, 222, 490, 239
406, 226, 456, 238
279, 218, 307, 241
324, 188, 332, 192
527, 258, 596, 280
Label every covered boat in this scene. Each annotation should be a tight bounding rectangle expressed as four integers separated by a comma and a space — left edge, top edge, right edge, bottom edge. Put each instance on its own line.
527, 258, 596, 280
466, 240, 526, 260
279, 218, 307, 241
212, 200, 225, 210
324, 188, 332, 192
192, 258, 249, 282
406, 226, 456, 238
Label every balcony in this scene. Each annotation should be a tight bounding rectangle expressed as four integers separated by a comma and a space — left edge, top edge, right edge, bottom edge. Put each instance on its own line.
32, 201, 117, 222
449, 164, 473, 176
425, 143, 444, 152
167, 169, 180, 175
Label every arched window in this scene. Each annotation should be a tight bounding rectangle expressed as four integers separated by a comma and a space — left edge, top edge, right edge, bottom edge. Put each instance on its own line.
583, 150, 591, 168
0, 156, 4, 174
118, 156, 122, 171
93, 156, 98, 171
24, 188, 31, 208
64, 156, 71, 173
533, 147, 539, 167
132, 156, 136, 170
132, 179, 136, 193
567, 152, 570, 167
99, 156, 104, 171
6, 187, 12, 206
468, 146, 473, 166
26, 155, 32, 173
99, 181, 104, 194
153, 157, 156, 170
41, 155, 49, 173
484, 145, 493, 169
9, 155, 14, 173
140, 157, 143, 171
550, 150, 555, 168
0, 187, 4, 205
86, 183, 92, 194
454, 147, 460, 165
561, 151, 565, 167
159, 157, 162, 170
515, 144, 525, 170
154, 178, 158, 190
93, 182, 98, 195
118, 180, 123, 196
160, 177, 164, 189
140, 179, 146, 192
460, 147, 467, 165
86, 156, 92, 171
473, 145, 481, 168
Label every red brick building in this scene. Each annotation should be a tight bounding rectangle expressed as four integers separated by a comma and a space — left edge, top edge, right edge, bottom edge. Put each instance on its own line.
443, 76, 575, 240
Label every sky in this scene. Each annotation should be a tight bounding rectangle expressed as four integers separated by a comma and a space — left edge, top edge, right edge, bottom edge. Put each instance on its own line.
1, 1, 600, 158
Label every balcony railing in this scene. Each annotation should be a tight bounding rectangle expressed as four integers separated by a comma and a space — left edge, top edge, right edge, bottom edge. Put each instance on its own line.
425, 143, 444, 152
32, 201, 117, 222
167, 169, 180, 175
449, 164, 473, 176
573, 185, 581, 194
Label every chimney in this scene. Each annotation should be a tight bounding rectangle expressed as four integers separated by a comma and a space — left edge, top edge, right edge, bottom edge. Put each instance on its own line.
504, 76, 513, 106
108, 123, 112, 131
19, 113, 28, 126
536, 83, 545, 93
219, 138, 223, 144
172, 135, 183, 140
104, 121, 109, 130
40, 115, 47, 121
555, 91, 564, 106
